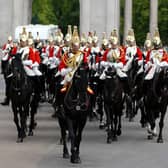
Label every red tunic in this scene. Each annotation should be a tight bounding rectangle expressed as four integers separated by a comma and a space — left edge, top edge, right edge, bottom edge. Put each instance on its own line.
124, 46, 143, 61
58, 51, 88, 71
28, 48, 41, 64
102, 47, 126, 65
146, 49, 168, 63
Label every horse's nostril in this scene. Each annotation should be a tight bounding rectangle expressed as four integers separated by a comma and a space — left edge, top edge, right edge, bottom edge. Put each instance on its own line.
76, 105, 81, 111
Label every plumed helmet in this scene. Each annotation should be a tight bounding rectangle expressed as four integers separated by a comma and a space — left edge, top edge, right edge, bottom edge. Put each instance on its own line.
48, 36, 54, 43
36, 32, 40, 41
8, 36, 12, 41
28, 38, 34, 46
87, 32, 93, 44
28, 31, 33, 40
71, 25, 80, 46
92, 31, 98, 43
80, 33, 87, 43
65, 25, 72, 42
55, 30, 62, 43
152, 28, 161, 46
144, 32, 152, 48
102, 32, 108, 46
126, 28, 135, 43
20, 34, 28, 42
109, 29, 118, 45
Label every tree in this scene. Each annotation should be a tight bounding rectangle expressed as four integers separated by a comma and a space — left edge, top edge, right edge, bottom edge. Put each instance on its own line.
32, 0, 168, 44
32, 0, 79, 34
158, 0, 168, 45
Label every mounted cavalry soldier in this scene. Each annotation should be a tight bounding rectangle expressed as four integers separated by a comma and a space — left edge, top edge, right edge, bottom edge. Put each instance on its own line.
59, 26, 88, 88
145, 28, 168, 80
17, 29, 42, 100
53, 26, 90, 117
62, 25, 72, 55
100, 29, 127, 80
80, 33, 87, 52
143, 32, 152, 58
1, 36, 18, 105
123, 28, 143, 74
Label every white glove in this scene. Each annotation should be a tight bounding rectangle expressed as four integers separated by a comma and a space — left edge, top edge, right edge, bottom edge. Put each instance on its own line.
61, 68, 72, 76
101, 61, 108, 67
115, 62, 123, 69
32, 61, 39, 67
159, 61, 168, 67
41, 53, 47, 59
108, 62, 114, 67
138, 60, 143, 66
23, 60, 33, 66
95, 62, 99, 69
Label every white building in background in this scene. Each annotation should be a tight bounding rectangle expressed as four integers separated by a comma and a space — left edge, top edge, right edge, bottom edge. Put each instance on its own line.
80, 0, 158, 42
0, 0, 32, 44
0, 0, 158, 45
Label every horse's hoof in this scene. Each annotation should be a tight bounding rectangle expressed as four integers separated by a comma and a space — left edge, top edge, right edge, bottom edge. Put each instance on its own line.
28, 131, 34, 136
125, 115, 129, 118
141, 123, 146, 128
107, 138, 112, 144
33, 122, 37, 129
129, 118, 134, 122
99, 124, 105, 130
112, 136, 118, 141
70, 156, 81, 164
22, 133, 26, 139
16, 138, 23, 143
147, 134, 153, 140
157, 138, 164, 143
117, 129, 122, 136
63, 153, 70, 159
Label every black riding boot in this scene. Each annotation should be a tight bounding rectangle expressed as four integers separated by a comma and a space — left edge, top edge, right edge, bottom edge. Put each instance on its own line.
1, 76, 11, 106
1, 97, 9, 105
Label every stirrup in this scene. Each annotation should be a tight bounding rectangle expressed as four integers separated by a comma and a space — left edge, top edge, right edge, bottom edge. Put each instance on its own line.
87, 86, 94, 95
60, 86, 67, 93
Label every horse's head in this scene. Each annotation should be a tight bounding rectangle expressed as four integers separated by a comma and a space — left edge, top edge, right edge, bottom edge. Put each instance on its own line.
160, 66, 168, 92
105, 65, 117, 78
10, 53, 26, 90
131, 56, 140, 72
73, 62, 89, 90
64, 62, 89, 112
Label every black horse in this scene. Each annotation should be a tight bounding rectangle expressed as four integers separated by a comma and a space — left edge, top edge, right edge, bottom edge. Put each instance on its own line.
124, 56, 146, 125
9, 54, 38, 142
144, 66, 168, 143
57, 62, 90, 164
103, 66, 123, 143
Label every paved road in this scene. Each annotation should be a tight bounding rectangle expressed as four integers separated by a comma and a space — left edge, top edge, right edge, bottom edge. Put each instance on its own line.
0, 73, 168, 168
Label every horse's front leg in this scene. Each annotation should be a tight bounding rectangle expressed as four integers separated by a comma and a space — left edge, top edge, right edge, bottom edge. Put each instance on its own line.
28, 96, 38, 136
19, 107, 27, 142
157, 106, 167, 143
58, 118, 69, 158
74, 117, 87, 164
12, 103, 21, 142
146, 109, 156, 140
104, 104, 112, 144
112, 111, 118, 141
117, 114, 122, 136
139, 99, 147, 128
66, 118, 76, 163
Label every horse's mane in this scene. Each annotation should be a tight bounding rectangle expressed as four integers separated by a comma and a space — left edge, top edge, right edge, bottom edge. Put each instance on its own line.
64, 63, 89, 113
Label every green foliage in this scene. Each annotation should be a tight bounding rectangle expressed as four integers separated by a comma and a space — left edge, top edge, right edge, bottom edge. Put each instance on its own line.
32, 0, 79, 34
32, 0, 57, 24
32, 0, 167, 44
158, 0, 168, 45
132, 0, 150, 45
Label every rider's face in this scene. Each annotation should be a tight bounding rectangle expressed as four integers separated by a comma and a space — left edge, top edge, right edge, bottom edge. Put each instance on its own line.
72, 43, 79, 53
20, 40, 27, 47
